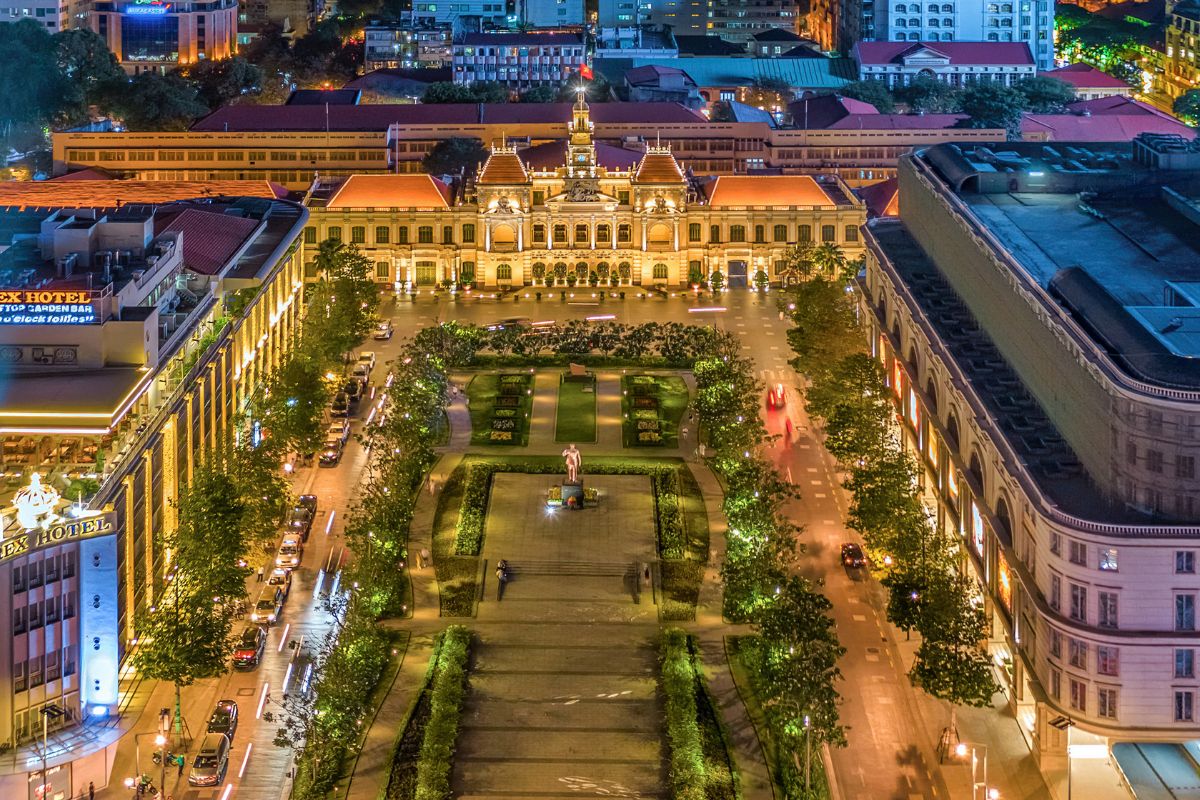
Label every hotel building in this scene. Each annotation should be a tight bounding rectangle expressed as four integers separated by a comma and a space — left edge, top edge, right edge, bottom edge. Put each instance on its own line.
89, 0, 238, 73
861, 135, 1200, 790
0, 181, 307, 798
301, 99, 866, 288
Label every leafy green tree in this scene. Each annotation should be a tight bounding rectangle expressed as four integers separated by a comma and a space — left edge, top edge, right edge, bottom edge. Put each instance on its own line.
558, 70, 613, 102
881, 568, 925, 638
259, 353, 331, 457
709, 100, 734, 122
837, 80, 895, 113
0, 20, 70, 151
776, 242, 815, 285
102, 72, 209, 131
470, 80, 511, 103
54, 28, 124, 125
422, 136, 489, 177
1174, 90, 1200, 126
809, 242, 848, 278
781, 277, 860, 381
895, 75, 960, 113
519, 84, 559, 103
910, 571, 1000, 716
178, 56, 263, 109
304, 239, 380, 363
1013, 75, 1076, 112
421, 81, 479, 103
956, 82, 1027, 134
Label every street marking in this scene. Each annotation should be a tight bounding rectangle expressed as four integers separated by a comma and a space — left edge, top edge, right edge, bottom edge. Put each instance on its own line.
238, 742, 253, 778
282, 662, 294, 694
324, 510, 336, 536
256, 682, 270, 719
814, 493, 827, 498
865, 653, 880, 662
221, 784, 233, 800
807, 467, 818, 472
810, 480, 822, 485
277, 623, 290, 652
852, 614, 867, 621
823, 519, 836, 525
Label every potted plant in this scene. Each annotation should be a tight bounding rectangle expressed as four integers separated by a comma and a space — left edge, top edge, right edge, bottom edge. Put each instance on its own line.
687, 264, 704, 288
753, 269, 770, 292
566, 274, 578, 287
709, 271, 725, 292
588, 272, 600, 288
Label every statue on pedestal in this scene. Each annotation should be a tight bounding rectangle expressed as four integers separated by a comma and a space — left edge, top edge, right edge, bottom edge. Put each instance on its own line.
562, 444, 582, 484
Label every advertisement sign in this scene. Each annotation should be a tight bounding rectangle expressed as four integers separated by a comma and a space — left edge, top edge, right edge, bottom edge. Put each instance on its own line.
124, 0, 171, 13
0, 290, 98, 325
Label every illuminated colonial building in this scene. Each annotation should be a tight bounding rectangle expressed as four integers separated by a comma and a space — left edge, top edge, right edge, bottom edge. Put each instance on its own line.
303, 98, 866, 287
0, 182, 307, 797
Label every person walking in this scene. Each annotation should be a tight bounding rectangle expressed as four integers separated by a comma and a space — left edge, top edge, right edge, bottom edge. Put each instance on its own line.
495, 560, 509, 601
419, 548, 431, 569
256, 566, 264, 583
88, 781, 95, 800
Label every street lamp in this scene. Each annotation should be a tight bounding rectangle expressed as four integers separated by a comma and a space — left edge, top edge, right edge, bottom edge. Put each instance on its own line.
954, 741, 998, 800
1049, 715, 1076, 800
38, 703, 66, 800
155, 733, 168, 796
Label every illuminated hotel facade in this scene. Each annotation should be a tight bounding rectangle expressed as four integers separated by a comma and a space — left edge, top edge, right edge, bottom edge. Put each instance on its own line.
89, 0, 237, 73
0, 182, 306, 798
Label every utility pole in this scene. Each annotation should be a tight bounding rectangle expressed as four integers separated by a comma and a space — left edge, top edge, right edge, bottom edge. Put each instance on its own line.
39, 704, 66, 799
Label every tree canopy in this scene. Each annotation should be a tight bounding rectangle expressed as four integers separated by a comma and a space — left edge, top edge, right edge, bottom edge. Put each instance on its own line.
1175, 90, 1200, 126
955, 82, 1028, 133
422, 136, 489, 177
838, 79, 895, 113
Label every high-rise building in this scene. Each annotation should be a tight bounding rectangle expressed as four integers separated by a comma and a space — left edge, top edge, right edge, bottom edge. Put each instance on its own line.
452, 32, 586, 88
0, 0, 82, 31
520, 0, 584, 27
811, 0, 1056, 69
861, 134, 1200, 784
597, 0, 798, 44
89, 0, 237, 73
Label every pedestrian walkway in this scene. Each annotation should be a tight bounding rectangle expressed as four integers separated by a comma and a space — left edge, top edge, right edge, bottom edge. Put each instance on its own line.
595, 371, 624, 451
527, 370, 559, 448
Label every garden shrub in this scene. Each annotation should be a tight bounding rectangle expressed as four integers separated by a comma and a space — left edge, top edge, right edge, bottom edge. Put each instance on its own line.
414, 626, 471, 800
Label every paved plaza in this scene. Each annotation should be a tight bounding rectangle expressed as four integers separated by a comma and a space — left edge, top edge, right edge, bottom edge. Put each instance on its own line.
454, 474, 666, 799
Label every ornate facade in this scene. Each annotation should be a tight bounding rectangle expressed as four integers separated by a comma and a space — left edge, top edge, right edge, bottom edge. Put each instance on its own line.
303, 98, 865, 287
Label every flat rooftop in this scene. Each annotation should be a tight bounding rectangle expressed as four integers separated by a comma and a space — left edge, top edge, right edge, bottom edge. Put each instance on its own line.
0, 367, 150, 432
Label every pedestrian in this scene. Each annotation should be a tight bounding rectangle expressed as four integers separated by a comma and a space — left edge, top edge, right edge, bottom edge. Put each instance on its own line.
419, 548, 431, 569
88, 781, 95, 800
256, 566, 264, 583
428, 478, 437, 495
681, 426, 689, 440
178, 754, 185, 777
785, 417, 793, 440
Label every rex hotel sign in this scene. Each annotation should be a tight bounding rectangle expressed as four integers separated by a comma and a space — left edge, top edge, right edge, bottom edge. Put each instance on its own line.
0, 514, 116, 564
0, 289, 98, 325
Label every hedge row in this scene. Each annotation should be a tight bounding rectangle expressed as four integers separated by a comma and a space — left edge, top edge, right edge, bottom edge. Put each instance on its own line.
453, 462, 492, 555
415, 626, 472, 800
654, 469, 686, 559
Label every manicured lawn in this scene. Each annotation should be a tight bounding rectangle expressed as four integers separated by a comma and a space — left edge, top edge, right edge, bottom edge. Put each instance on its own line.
555, 376, 597, 443
432, 466, 480, 617
622, 374, 690, 448
467, 373, 531, 446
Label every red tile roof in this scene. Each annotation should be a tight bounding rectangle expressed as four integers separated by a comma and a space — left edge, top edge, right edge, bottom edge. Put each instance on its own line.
856, 178, 899, 218
325, 175, 452, 209
704, 176, 836, 208
49, 167, 115, 181
0, 180, 281, 210
517, 141, 642, 171
854, 41, 1035, 66
634, 149, 685, 182
788, 94, 878, 128
478, 149, 530, 184
827, 113, 966, 129
155, 208, 261, 276
1020, 110, 1195, 141
191, 102, 704, 132
1066, 95, 1168, 116
1041, 63, 1132, 90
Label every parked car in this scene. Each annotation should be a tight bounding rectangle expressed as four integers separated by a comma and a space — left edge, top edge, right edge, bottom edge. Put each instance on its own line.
343, 380, 363, 405
351, 362, 371, 385
357, 351, 376, 371
268, 568, 292, 599
373, 320, 393, 340
276, 534, 303, 569
327, 420, 349, 443
297, 493, 318, 516
319, 435, 345, 466
232, 626, 266, 669
287, 504, 314, 540
330, 393, 350, 417
251, 587, 284, 625
206, 700, 238, 739
188, 733, 230, 787
841, 542, 867, 568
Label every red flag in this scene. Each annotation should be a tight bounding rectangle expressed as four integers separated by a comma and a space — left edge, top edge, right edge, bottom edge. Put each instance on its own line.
580, 63, 594, 80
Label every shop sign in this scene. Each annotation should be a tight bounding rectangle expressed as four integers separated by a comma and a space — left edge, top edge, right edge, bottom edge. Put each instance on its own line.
125, 0, 172, 13
0, 290, 97, 324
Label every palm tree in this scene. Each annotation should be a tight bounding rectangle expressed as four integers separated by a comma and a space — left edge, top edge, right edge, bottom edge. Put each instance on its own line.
810, 243, 847, 278
777, 242, 815, 286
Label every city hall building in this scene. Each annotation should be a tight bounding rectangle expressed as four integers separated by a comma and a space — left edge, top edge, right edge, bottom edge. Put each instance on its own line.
0, 181, 307, 799
861, 135, 1200, 792
302, 99, 866, 288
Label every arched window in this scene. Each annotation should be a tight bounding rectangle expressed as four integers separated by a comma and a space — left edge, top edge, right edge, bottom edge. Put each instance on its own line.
729, 225, 746, 242
897, 18, 907, 26
597, 223, 611, 243
941, 3, 952, 10
909, 17, 920, 26
943, 17, 953, 25
944, 31, 953, 39
895, 3, 907, 11
1001, 3, 1012, 11
596, 262, 610, 278
927, 4, 937, 11
986, 3, 998, 11
496, 263, 512, 281
575, 261, 588, 278
532, 261, 547, 280
652, 263, 668, 280
929, 18, 939, 26
987, 31, 999, 40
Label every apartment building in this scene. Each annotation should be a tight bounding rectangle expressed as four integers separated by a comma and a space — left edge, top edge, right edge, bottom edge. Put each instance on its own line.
596, 0, 798, 44
451, 32, 586, 88
1165, 0, 1200, 101
860, 135, 1200, 789
364, 21, 452, 70
0, 181, 307, 797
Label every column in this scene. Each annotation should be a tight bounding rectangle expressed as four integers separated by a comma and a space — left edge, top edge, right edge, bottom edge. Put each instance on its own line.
142, 450, 154, 604
590, 216, 596, 250
184, 393, 194, 483
123, 476, 136, 642
162, 419, 177, 553
517, 220, 523, 252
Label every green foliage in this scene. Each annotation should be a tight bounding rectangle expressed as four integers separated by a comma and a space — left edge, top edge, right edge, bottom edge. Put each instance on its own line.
421, 136, 490, 177
837, 80, 895, 113
258, 353, 332, 457
955, 81, 1028, 134
103, 72, 210, 131
0, 20, 71, 152
780, 278, 860, 383
895, 75, 960, 113
1175, 90, 1200, 126
54, 28, 125, 126
304, 238, 380, 363
518, 84, 559, 103
1013, 76, 1076, 113
415, 626, 471, 800
660, 628, 709, 800
177, 56, 263, 109
909, 573, 998, 706
421, 81, 508, 103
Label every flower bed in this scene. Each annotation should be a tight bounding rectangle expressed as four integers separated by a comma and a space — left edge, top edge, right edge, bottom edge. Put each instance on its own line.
621, 374, 689, 449
468, 372, 532, 446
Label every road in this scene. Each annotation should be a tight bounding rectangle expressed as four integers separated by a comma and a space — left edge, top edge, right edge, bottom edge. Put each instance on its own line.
104, 289, 944, 800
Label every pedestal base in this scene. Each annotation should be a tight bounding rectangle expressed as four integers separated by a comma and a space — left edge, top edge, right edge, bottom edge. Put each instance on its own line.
561, 481, 585, 509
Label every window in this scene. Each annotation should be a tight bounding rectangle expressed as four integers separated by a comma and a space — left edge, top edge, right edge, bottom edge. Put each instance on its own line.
1149, 449, 1164, 473
463, 224, 475, 244
689, 223, 702, 242
62, 592, 74, 620
1069, 540, 1086, 566
304, 227, 317, 244
1069, 583, 1087, 623
1050, 629, 1062, 658
1050, 573, 1061, 611
375, 226, 390, 244
1127, 440, 1138, 465
13, 565, 25, 594
375, 262, 389, 279
618, 191, 630, 205
1178, 594, 1196, 631
1049, 666, 1061, 699
1178, 551, 1195, 574
28, 560, 41, 589
1176, 649, 1195, 679
1050, 532, 1062, 556
63, 551, 75, 579
418, 226, 433, 243
496, 263, 512, 281
1179, 455, 1196, 479
1099, 548, 1118, 571
710, 225, 721, 243
754, 225, 765, 243
13, 605, 26, 635
1098, 591, 1118, 629
773, 224, 788, 242
1068, 638, 1087, 669
397, 226, 409, 244
443, 225, 454, 244
46, 651, 60, 682
1069, 678, 1086, 712
44, 596, 57, 625
28, 601, 41, 630
618, 224, 632, 243
532, 224, 545, 244
1177, 690, 1195, 722
845, 225, 859, 243
1097, 687, 1117, 719
327, 226, 342, 241
1097, 646, 1119, 676
652, 263, 668, 280
821, 225, 836, 242
553, 224, 567, 243
13, 661, 25, 693
351, 226, 366, 244
533, 190, 545, 205
799, 224, 812, 242
597, 224, 611, 243
729, 225, 746, 242
575, 224, 589, 243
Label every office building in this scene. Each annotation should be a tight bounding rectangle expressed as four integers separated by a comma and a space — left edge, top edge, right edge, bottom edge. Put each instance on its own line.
89, 0, 238, 73
0, 0, 80, 31
854, 41, 1037, 85
521, 0, 584, 26
410, 0, 505, 29
860, 134, 1200, 794
302, 98, 865, 288
364, 22, 452, 70
0, 180, 308, 796
1165, 0, 1200, 101
597, 0, 798, 44
452, 32, 585, 88
237, 0, 320, 37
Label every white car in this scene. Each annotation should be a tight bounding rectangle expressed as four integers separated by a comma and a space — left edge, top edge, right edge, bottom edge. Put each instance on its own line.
373, 320, 393, 340
276, 535, 303, 569
357, 351, 376, 371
